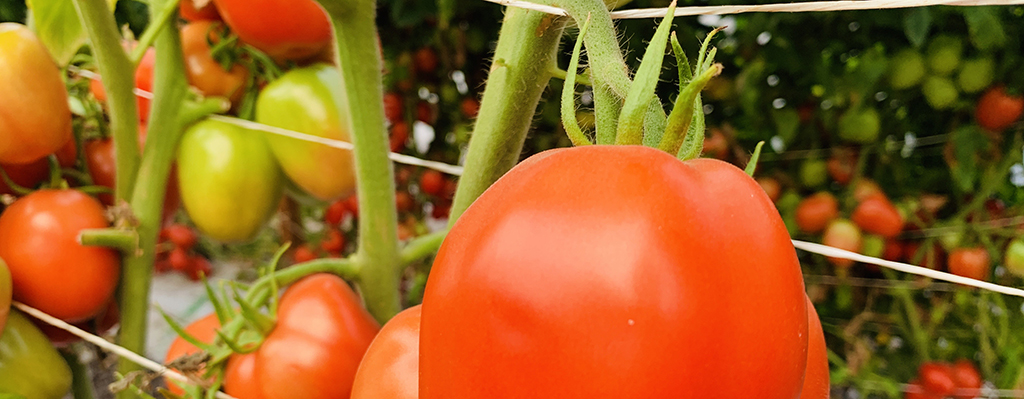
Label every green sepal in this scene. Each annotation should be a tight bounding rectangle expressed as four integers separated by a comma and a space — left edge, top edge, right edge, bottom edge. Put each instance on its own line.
231, 282, 276, 337
661, 64, 722, 156
614, 1, 677, 146
265, 244, 291, 315
561, 14, 594, 147
744, 141, 766, 176
671, 32, 691, 84
159, 308, 216, 353
203, 277, 234, 326
214, 329, 259, 354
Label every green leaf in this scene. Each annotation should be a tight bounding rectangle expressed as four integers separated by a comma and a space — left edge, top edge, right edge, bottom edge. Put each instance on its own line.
949, 125, 989, 192
903, 7, 931, 48
963, 6, 1006, 51
25, 0, 114, 65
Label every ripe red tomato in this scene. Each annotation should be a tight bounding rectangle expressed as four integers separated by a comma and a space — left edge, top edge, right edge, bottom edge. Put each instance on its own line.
223, 274, 380, 399
390, 121, 409, 152
800, 296, 830, 399
947, 247, 991, 281
883, 239, 904, 261
161, 224, 198, 250
164, 311, 222, 395
826, 149, 856, 185
851, 195, 904, 238
211, 0, 331, 61
181, 21, 249, 105
460, 97, 480, 119
324, 199, 348, 226
795, 192, 839, 234
320, 228, 345, 255
822, 219, 862, 268
918, 362, 957, 397
0, 190, 120, 322
419, 170, 444, 197
383, 92, 404, 123
395, 191, 414, 214
84, 138, 117, 205
0, 24, 73, 165
293, 244, 318, 263
180, 0, 220, 21
950, 359, 983, 399
420, 146, 808, 398
413, 47, 439, 75
351, 305, 420, 399
976, 86, 1023, 132
0, 158, 50, 195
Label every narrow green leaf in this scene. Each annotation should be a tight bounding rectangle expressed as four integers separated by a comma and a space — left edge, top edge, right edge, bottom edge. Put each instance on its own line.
158, 308, 215, 353
744, 141, 765, 176
561, 14, 593, 147
231, 282, 276, 336
614, 1, 677, 145
593, 79, 619, 145
670, 32, 691, 84
203, 277, 233, 325
903, 7, 931, 48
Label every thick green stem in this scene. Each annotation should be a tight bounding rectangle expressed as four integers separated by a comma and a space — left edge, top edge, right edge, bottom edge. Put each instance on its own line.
316, 0, 402, 323
62, 349, 96, 399
71, 0, 140, 203
117, 0, 191, 388
79, 228, 139, 254
448, 9, 568, 223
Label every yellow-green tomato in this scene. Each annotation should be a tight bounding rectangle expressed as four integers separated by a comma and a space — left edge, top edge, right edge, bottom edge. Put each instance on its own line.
177, 119, 284, 243
0, 258, 9, 332
255, 63, 357, 201
0, 311, 72, 399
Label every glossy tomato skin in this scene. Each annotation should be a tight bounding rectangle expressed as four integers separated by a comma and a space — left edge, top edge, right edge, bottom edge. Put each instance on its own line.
164, 311, 222, 395
255, 64, 356, 201
177, 119, 284, 243
0, 311, 72, 399
801, 296, 830, 399
351, 305, 420, 399
0, 258, 10, 332
181, 21, 249, 104
0, 190, 120, 322
421, 146, 809, 399
0, 24, 72, 165
211, 0, 330, 61
224, 274, 381, 399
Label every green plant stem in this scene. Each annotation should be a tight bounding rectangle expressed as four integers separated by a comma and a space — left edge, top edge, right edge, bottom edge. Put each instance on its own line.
62, 349, 96, 399
977, 292, 996, 378
549, 66, 592, 86
448, 9, 568, 223
71, 0, 140, 204
952, 135, 1022, 221
129, 0, 180, 66
881, 268, 931, 362
117, 0, 191, 388
316, 0, 402, 323
79, 228, 139, 254
400, 230, 448, 265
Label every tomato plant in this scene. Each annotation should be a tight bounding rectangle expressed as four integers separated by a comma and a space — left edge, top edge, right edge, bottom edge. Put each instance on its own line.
223, 274, 380, 399
211, 0, 331, 61
0, 190, 120, 322
0, 311, 72, 399
181, 21, 249, 104
177, 119, 284, 243
1005, 239, 1024, 277
975, 86, 1023, 132
351, 305, 420, 399
0, 23, 72, 165
421, 146, 809, 398
255, 64, 357, 201
947, 247, 990, 281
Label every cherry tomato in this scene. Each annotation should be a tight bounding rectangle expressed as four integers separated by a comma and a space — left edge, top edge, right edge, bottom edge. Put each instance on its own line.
851, 195, 904, 238
324, 199, 348, 226
383, 92, 404, 123
701, 128, 730, 160
177, 119, 284, 243
181, 21, 249, 104
351, 305, 420, 399
164, 311, 222, 395
55, 138, 77, 168
419, 170, 444, 197
951, 359, 983, 399
211, 0, 331, 61
0, 24, 72, 165
395, 191, 414, 214
822, 219, 862, 268
293, 244, 318, 263
413, 47, 439, 75
89, 47, 155, 124
256, 64, 357, 201
180, 0, 220, 21
975, 86, 1023, 132
185, 256, 213, 281
904, 381, 943, 399
0, 190, 120, 322
795, 192, 839, 234
320, 227, 345, 255
162, 224, 198, 250
168, 247, 191, 272
390, 121, 410, 152
421, 146, 808, 398
223, 274, 380, 399
800, 296, 830, 399
1004, 239, 1024, 277
947, 247, 990, 281
883, 240, 904, 261
0, 258, 10, 332
918, 362, 957, 397
0, 158, 50, 195
460, 97, 480, 119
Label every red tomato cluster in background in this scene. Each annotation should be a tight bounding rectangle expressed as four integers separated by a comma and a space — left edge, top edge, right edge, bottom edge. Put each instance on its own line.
905, 360, 983, 399
155, 224, 212, 281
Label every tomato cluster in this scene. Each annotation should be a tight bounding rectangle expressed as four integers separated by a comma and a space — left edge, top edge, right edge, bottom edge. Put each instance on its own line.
905, 360, 983, 399
155, 224, 213, 281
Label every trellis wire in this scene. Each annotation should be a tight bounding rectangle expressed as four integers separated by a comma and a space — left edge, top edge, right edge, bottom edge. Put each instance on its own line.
486, 0, 1024, 18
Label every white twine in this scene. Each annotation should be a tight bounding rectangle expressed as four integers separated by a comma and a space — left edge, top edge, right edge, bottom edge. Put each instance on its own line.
486, 0, 1024, 18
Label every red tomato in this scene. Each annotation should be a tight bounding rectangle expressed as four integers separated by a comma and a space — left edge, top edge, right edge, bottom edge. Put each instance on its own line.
390, 121, 409, 152
883, 240, 904, 261
55, 138, 77, 168
904, 381, 943, 399
702, 128, 730, 160
413, 47, 438, 75
822, 219, 862, 268
168, 247, 191, 271
0, 190, 120, 322
918, 362, 957, 397
976, 86, 1023, 132
211, 0, 331, 61
460, 97, 480, 119
164, 311, 222, 395
180, 0, 220, 21
420, 146, 809, 398
293, 244, 318, 263
223, 274, 380, 399
826, 149, 857, 185
185, 256, 212, 281
800, 296, 830, 399
224, 353, 266, 399
851, 195, 904, 238
324, 199, 348, 226
181, 21, 249, 104
951, 359, 983, 399
419, 170, 444, 197
416, 102, 437, 125
351, 305, 421, 399
320, 228, 345, 255
947, 247, 991, 281
795, 192, 839, 234
395, 191, 414, 214
84, 138, 117, 205
161, 224, 198, 250
383, 92, 404, 123
0, 158, 50, 195
345, 195, 359, 217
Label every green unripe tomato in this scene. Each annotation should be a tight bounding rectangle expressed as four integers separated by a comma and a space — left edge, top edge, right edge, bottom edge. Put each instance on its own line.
177, 119, 285, 243
800, 159, 829, 189
926, 36, 963, 76
956, 57, 995, 94
256, 64, 357, 202
838, 107, 881, 144
1005, 239, 1024, 277
861, 234, 885, 258
888, 49, 926, 90
0, 310, 72, 399
922, 76, 960, 110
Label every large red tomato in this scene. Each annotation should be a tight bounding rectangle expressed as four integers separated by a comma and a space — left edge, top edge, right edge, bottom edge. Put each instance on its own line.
420, 145, 809, 398
0, 190, 120, 322
210, 0, 331, 62
223, 274, 380, 399
801, 296, 830, 399
351, 305, 420, 399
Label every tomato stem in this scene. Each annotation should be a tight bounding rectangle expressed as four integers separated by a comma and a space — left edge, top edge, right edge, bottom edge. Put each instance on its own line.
400, 230, 448, 266
561, 14, 594, 147
128, 0, 180, 67
447, 9, 568, 223
78, 228, 139, 254
62, 347, 97, 399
